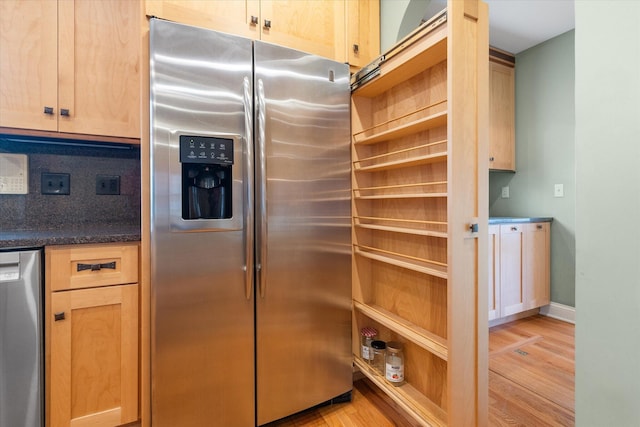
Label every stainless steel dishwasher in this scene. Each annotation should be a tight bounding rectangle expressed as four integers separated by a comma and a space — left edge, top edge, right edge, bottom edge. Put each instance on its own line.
0, 249, 43, 427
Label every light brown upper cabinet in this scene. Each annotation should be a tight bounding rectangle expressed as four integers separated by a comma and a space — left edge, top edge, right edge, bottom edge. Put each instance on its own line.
0, 0, 140, 139
489, 48, 516, 171
146, 0, 376, 64
346, 0, 380, 70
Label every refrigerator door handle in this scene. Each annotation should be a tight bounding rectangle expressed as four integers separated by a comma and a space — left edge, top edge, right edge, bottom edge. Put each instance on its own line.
257, 78, 268, 298
243, 76, 254, 300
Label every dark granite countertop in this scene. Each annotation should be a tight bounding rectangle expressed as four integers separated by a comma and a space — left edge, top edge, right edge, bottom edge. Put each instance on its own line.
489, 217, 553, 224
0, 224, 140, 249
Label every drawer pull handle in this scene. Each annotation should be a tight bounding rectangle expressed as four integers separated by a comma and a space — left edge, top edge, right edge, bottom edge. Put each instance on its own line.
537, 224, 543, 229
77, 261, 116, 272
54, 312, 65, 321
511, 226, 518, 231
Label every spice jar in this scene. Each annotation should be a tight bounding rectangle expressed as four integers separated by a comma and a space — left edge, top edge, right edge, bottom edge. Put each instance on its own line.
360, 327, 378, 361
370, 340, 386, 375
385, 341, 405, 386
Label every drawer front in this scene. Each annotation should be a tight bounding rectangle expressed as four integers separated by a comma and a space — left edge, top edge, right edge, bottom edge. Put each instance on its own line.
47, 243, 139, 291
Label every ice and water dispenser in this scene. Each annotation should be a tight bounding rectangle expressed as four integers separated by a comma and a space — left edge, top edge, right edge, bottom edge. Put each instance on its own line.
180, 135, 233, 220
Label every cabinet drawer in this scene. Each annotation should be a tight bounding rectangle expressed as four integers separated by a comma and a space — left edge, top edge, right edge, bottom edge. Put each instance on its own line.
47, 243, 138, 291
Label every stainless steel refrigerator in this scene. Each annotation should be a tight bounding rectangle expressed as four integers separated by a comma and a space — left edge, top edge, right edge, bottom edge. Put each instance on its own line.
149, 19, 352, 426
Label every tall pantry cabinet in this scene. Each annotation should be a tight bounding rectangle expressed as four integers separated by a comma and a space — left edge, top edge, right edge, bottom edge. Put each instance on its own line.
350, 1, 488, 425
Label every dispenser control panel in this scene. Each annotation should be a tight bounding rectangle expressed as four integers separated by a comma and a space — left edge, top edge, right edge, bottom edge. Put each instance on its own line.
179, 135, 234, 165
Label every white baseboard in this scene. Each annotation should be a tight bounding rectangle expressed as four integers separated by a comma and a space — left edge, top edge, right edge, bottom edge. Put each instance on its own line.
539, 302, 575, 324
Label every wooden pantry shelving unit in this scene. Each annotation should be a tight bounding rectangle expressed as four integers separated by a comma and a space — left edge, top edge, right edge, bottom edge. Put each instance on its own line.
350, 1, 489, 425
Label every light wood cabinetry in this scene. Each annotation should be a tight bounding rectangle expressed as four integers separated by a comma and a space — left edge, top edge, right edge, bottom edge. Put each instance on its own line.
489, 48, 515, 171
491, 222, 550, 320
347, 0, 380, 70
0, 0, 140, 139
46, 242, 139, 427
350, 2, 488, 425
146, 0, 347, 62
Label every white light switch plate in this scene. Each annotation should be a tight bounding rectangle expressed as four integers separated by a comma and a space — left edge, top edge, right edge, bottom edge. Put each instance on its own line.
501, 186, 510, 198
554, 184, 564, 198
0, 153, 29, 194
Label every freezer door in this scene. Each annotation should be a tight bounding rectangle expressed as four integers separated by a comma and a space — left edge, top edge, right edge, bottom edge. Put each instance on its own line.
149, 19, 255, 427
254, 41, 352, 425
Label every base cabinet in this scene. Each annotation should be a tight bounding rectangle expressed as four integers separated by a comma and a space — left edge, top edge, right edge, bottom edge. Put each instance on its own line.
46, 243, 139, 427
490, 222, 550, 320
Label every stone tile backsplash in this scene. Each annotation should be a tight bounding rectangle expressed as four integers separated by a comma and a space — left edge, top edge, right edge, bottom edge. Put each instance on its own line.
0, 136, 140, 231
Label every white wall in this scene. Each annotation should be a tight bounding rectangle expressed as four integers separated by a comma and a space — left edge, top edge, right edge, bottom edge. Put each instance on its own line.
575, 1, 640, 425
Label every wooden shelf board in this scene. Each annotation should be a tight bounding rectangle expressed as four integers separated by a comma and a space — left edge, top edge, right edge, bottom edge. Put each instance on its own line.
354, 111, 448, 146
355, 301, 448, 361
353, 27, 448, 98
354, 223, 448, 238
354, 140, 448, 165
355, 193, 447, 200
354, 151, 447, 172
353, 357, 448, 427
354, 246, 448, 279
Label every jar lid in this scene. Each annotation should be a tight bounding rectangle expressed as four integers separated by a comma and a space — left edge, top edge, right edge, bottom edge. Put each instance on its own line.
370, 340, 386, 349
386, 341, 403, 352
360, 327, 378, 338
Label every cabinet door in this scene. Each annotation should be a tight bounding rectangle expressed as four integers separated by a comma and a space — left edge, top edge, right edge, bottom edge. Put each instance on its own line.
346, 0, 380, 69
260, 0, 346, 62
500, 224, 524, 316
522, 222, 550, 310
488, 224, 501, 320
57, 0, 140, 138
0, 0, 58, 131
50, 284, 139, 427
489, 61, 515, 171
145, 0, 260, 39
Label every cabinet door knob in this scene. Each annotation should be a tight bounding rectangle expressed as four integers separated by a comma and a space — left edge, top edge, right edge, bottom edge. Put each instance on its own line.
44, 106, 54, 115
54, 312, 65, 321
353, 44, 359, 54
250, 15, 258, 25
264, 19, 271, 29
489, 156, 495, 161
60, 108, 70, 117
511, 226, 517, 231
537, 224, 543, 229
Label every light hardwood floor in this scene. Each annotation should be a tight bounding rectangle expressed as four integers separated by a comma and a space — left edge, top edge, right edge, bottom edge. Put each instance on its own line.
266, 315, 575, 426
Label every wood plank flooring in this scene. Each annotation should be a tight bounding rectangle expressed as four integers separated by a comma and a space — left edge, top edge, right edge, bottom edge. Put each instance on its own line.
264, 315, 575, 426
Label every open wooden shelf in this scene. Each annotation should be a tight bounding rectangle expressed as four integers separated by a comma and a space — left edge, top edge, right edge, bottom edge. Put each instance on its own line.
354, 223, 447, 239
353, 357, 448, 427
354, 151, 447, 173
354, 245, 448, 279
354, 301, 448, 360
353, 111, 447, 145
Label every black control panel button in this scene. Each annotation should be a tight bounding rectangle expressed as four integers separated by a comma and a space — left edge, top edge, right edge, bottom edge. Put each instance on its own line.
179, 135, 234, 165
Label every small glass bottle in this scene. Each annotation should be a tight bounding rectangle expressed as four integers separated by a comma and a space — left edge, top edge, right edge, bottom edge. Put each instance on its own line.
385, 341, 405, 386
360, 327, 378, 361
370, 340, 386, 375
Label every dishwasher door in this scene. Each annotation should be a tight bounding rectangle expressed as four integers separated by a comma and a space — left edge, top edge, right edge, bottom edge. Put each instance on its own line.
0, 249, 42, 427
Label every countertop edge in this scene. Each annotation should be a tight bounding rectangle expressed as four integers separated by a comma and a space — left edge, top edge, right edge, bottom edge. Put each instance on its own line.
488, 217, 553, 224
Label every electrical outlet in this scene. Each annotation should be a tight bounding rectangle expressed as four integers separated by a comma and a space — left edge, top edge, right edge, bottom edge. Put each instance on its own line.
501, 186, 510, 198
554, 183, 564, 198
41, 173, 70, 195
96, 175, 120, 195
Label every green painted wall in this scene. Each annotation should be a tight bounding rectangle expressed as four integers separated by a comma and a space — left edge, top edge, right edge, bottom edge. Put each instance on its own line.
489, 30, 576, 307
575, 1, 640, 425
